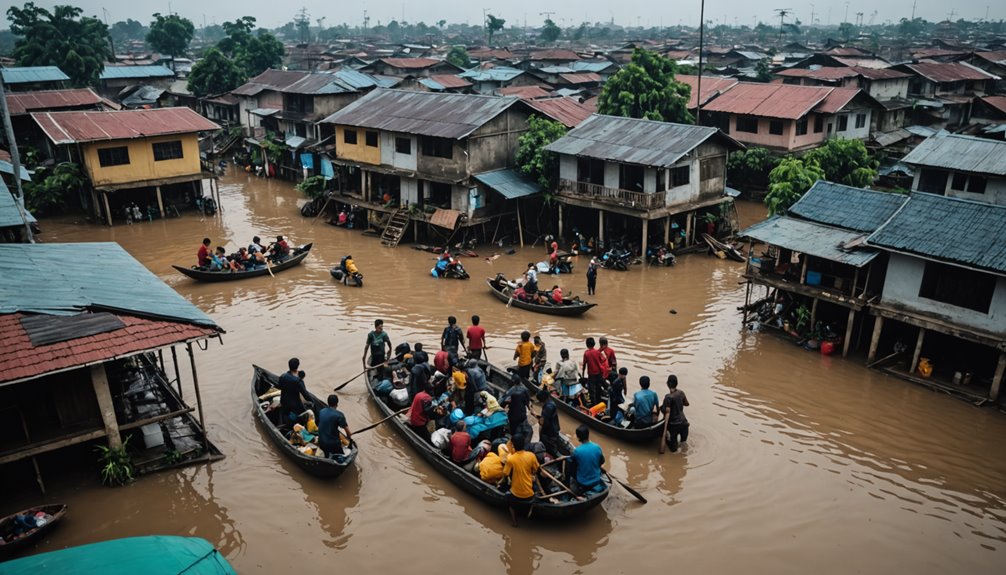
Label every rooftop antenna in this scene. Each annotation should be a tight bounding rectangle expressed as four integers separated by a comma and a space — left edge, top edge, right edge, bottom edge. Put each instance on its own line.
774, 8, 793, 36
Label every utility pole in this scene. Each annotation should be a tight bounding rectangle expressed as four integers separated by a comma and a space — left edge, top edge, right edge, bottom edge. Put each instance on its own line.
911, 0, 917, 20
696, 0, 706, 125
844, 1, 849, 24
809, 4, 815, 30
0, 77, 35, 243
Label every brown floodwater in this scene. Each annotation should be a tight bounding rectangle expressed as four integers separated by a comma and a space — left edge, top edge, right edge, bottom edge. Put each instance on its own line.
7, 170, 1006, 574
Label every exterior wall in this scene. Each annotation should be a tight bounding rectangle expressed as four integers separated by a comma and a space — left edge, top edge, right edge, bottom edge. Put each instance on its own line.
603, 161, 619, 189
910, 170, 1006, 206
401, 177, 419, 205
559, 155, 577, 180
380, 132, 417, 171
313, 93, 365, 119
467, 108, 530, 174
451, 184, 469, 213
727, 115, 826, 151
831, 108, 873, 141
881, 253, 1006, 334
335, 125, 381, 165
867, 78, 910, 100
82, 134, 201, 187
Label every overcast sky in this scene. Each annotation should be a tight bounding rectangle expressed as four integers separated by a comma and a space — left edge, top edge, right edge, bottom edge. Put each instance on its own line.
9, 0, 1003, 31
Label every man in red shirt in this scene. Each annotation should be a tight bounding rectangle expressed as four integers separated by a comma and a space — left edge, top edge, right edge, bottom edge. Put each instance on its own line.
466, 315, 487, 360
449, 420, 473, 463
581, 337, 605, 407
599, 337, 617, 380
197, 238, 211, 268
434, 349, 450, 375
408, 384, 433, 442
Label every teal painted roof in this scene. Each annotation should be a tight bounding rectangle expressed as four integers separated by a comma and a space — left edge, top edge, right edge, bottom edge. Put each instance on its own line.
0, 178, 36, 228
867, 192, 1006, 275
789, 181, 908, 233
0, 242, 218, 327
0, 159, 33, 182
474, 169, 542, 199
99, 65, 174, 80
0, 536, 236, 574
740, 215, 880, 267
1, 66, 69, 84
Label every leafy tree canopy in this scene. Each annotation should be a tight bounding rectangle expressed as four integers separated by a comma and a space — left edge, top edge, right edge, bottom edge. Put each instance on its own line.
187, 47, 245, 97
541, 19, 561, 44
515, 115, 568, 190
110, 19, 146, 48
146, 12, 194, 60
485, 14, 505, 47
445, 45, 470, 69
727, 147, 780, 189
598, 48, 693, 124
803, 139, 878, 188
765, 157, 824, 215
6, 3, 112, 87
217, 17, 284, 78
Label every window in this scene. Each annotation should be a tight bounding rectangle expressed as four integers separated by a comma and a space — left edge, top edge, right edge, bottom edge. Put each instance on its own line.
855, 113, 867, 129
951, 173, 987, 194
837, 115, 849, 132
919, 261, 996, 313
918, 168, 948, 194
151, 140, 183, 161
671, 166, 690, 187
813, 116, 824, 133
577, 157, 605, 185
736, 116, 759, 133
795, 118, 808, 136
344, 129, 358, 145
365, 131, 378, 147
951, 173, 968, 191
97, 146, 130, 167
421, 137, 453, 159
395, 137, 411, 155
700, 158, 724, 181
782, 77, 801, 85
769, 120, 784, 135
618, 164, 644, 191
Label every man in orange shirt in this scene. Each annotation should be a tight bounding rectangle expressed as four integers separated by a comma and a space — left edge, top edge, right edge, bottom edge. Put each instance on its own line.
500, 433, 540, 527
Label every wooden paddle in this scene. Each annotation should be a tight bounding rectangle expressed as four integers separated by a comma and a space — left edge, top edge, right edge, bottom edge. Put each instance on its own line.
333, 360, 390, 392
264, 257, 275, 278
659, 415, 671, 454
602, 468, 647, 504
538, 466, 579, 499
353, 407, 409, 435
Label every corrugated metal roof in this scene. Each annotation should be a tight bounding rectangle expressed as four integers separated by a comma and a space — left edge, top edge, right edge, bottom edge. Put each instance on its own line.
121, 85, 165, 108
99, 65, 174, 80
418, 74, 472, 91
904, 62, 999, 83
776, 66, 910, 81
789, 181, 908, 232
527, 49, 581, 61
474, 169, 541, 199
459, 67, 524, 82
526, 97, 593, 128
867, 193, 1006, 275
0, 66, 69, 84
5, 88, 104, 115
379, 57, 442, 69
676, 75, 739, 108
558, 72, 601, 84
0, 158, 32, 182
544, 114, 742, 169
320, 89, 518, 139
814, 87, 861, 114
975, 51, 1006, 65
0, 178, 36, 228
739, 216, 880, 267
832, 57, 891, 69
232, 69, 378, 97
872, 128, 912, 147
900, 132, 1006, 176
569, 61, 614, 73
904, 125, 937, 138
701, 82, 835, 120
497, 85, 551, 99
980, 96, 1006, 115
0, 242, 219, 326
32, 107, 220, 145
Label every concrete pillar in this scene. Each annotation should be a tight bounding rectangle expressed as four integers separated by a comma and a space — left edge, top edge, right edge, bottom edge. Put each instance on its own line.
842, 308, 856, 357
598, 210, 605, 244
641, 218, 649, 258
990, 352, 1006, 402
867, 316, 884, 364
102, 192, 113, 226
90, 364, 121, 448
685, 212, 693, 246
155, 185, 165, 218
810, 298, 819, 328
910, 328, 926, 374
557, 204, 564, 239
664, 217, 670, 245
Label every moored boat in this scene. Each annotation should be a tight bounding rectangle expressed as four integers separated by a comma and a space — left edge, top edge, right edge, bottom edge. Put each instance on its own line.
701, 233, 745, 262
173, 243, 313, 282
487, 275, 596, 316
0, 504, 67, 558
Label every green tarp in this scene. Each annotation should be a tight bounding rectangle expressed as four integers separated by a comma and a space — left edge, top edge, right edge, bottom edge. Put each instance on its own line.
0, 536, 236, 575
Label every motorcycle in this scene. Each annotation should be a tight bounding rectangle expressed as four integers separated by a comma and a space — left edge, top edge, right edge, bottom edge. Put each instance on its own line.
330, 267, 364, 287
646, 246, 676, 267
195, 195, 217, 216
599, 247, 633, 271
431, 258, 470, 279
536, 254, 575, 275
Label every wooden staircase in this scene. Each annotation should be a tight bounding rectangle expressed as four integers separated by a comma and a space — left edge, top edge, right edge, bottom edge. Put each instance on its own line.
380, 208, 411, 247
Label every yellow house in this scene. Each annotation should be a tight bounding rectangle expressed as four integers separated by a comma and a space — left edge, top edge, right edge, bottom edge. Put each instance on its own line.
32, 108, 220, 225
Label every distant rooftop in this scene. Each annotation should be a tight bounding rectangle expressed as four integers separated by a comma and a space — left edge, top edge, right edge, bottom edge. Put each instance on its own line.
99, 65, 174, 80
0, 66, 69, 85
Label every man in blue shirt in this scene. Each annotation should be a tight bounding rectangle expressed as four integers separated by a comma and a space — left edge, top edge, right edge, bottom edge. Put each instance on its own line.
277, 358, 309, 425
631, 376, 660, 428
569, 425, 605, 494
318, 393, 351, 457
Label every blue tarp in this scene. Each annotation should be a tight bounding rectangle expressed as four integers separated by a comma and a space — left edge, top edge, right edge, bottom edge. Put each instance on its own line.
0, 536, 236, 574
465, 410, 508, 440
320, 157, 334, 180
300, 153, 314, 170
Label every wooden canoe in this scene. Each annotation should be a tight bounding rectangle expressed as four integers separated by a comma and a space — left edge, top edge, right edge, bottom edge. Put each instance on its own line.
701, 234, 745, 263
487, 275, 596, 317
173, 243, 313, 282
0, 503, 67, 557
251, 365, 358, 478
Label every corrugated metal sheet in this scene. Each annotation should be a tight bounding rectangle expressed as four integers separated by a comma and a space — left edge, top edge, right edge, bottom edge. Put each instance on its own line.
981, 96, 1006, 115
429, 208, 463, 229
99, 65, 174, 80
0, 159, 32, 182
422, 74, 472, 90
789, 181, 908, 232
232, 69, 378, 96
527, 49, 581, 61
814, 87, 860, 114
320, 89, 518, 139
497, 85, 551, 99
905, 62, 999, 83
0, 178, 36, 228
459, 67, 524, 82
739, 216, 880, 267
872, 128, 911, 147
32, 107, 220, 145
975, 51, 1006, 65
545, 114, 739, 168
0, 242, 219, 326
900, 132, 1006, 176
569, 61, 614, 73
832, 57, 890, 69
676, 75, 739, 108
526, 97, 593, 128
558, 72, 601, 84
474, 169, 541, 199
701, 82, 834, 120
379, 57, 441, 69
5, 88, 104, 116
0, 66, 69, 84
867, 193, 1006, 275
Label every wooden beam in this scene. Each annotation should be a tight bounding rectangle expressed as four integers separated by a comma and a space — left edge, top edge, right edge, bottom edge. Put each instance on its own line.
516, 199, 524, 247
598, 210, 605, 244
843, 308, 856, 358
171, 345, 182, 399
557, 203, 563, 238
102, 191, 113, 226
867, 316, 884, 364
810, 297, 819, 328
91, 364, 121, 448
684, 212, 693, 246
155, 185, 165, 218
0, 429, 107, 466
909, 328, 926, 374
990, 353, 1006, 402
800, 256, 809, 285
663, 217, 670, 245
186, 343, 211, 454
118, 407, 195, 432
640, 217, 648, 259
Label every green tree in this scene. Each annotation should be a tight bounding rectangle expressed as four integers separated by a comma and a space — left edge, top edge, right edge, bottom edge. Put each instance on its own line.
24, 162, 86, 215
146, 13, 195, 71
187, 48, 245, 97
754, 59, 772, 82
727, 147, 780, 189
486, 14, 505, 47
837, 22, 857, 41
445, 45, 470, 68
541, 19, 561, 43
218, 17, 284, 77
765, 157, 824, 215
6, 3, 112, 87
110, 19, 145, 50
515, 115, 568, 189
804, 139, 878, 187
598, 48, 693, 123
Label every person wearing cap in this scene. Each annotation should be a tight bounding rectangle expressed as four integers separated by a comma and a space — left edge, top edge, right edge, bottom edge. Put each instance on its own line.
586, 258, 598, 295
662, 375, 690, 452
318, 394, 351, 457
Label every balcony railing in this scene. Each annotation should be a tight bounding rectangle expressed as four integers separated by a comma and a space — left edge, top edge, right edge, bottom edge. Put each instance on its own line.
557, 179, 665, 210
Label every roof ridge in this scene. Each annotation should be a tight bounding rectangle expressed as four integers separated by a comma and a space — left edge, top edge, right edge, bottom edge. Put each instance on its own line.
588, 113, 716, 130
909, 190, 1006, 209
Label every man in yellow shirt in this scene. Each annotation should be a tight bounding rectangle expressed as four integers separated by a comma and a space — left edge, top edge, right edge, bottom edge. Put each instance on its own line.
500, 434, 540, 527
513, 330, 535, 380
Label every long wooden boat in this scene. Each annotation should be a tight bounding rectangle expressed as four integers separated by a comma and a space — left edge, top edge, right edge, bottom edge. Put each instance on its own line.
512, 367, 666, 444
173, 243, 313, 282
364, 365, 609, 520
0, 503, 67, 557
0, 535, 236, 574
487, 275, 596, 317
701, 233, 745, 263
251, 365, 358, 478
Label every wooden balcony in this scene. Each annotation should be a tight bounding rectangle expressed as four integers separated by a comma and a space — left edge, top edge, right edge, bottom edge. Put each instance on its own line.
557, 179, 665, 210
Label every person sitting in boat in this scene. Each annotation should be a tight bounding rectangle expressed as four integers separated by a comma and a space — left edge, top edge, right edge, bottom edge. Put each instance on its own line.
270, 235, 291, 261
248, 236, 267, 266
209, 247, 233, 272
513, 285, 529, 302
318, 394, 351, 458
550, 285, 563, 305
230, 247, 250, 270
197, 238, 212, 268
629, 376, 659, 429
340, 255, 362, 284
524, 262, 539, 294
568, 425, 605, 495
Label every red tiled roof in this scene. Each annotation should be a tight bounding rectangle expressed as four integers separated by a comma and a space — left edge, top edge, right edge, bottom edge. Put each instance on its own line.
677, 75, 740, 108
0, 312, 218, 385
528, 49, 581, 61
981, 96, 1006, 115
497, 85, 551, 99
701, 82, 834, 120
31, 107, 220, 145
814, 87, 861, 113
6, 88, 104, 116
558, 72, 600, 85
380, 57, 442, 69
428, 74, 472, 89
526, 97, 593, 128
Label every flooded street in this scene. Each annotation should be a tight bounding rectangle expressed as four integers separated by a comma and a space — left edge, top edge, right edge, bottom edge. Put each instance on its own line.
9, 169, 1006, 574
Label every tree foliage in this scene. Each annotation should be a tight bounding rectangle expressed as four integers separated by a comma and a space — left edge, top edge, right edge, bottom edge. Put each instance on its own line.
515, 115, 568, 190
6, 3, 112, 87
146, 12, 194, 62
24, 162, 86, 215
217, 17, 284, 78
110, 19, 146, 49
765, 158, 824, 215
187, 48, 245, 97
727, 147, 780, 189
485, 14, 505, 47
803, 139, 878, 188
445, 45, 470, 69
598, 48, 693, 124
541, 19, 561, 43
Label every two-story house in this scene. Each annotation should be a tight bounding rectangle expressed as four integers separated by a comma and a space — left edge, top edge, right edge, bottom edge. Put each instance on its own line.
544, 114, 743, 256
865, 193, 1006, 403
893, 62, 1000, 127
31, 108, 219, 225
772, 67, 912, 132
319, 89, 538, 245
900, 132, 1006, 206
